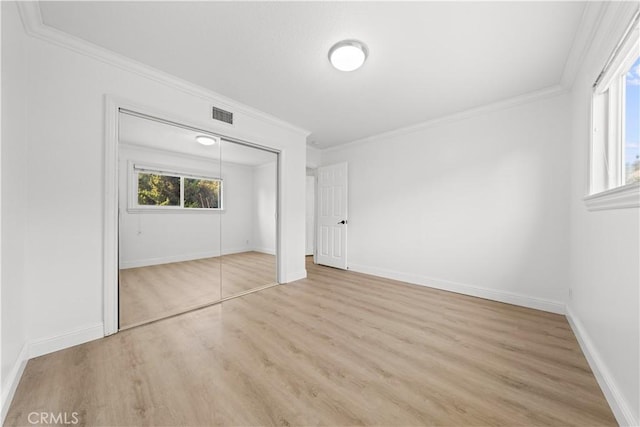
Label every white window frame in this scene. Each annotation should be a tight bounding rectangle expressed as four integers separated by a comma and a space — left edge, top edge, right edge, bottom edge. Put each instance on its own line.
129, 162, 224, 212
586, 14, 640, 211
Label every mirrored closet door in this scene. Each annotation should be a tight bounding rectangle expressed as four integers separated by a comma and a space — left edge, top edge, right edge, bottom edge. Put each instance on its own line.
117, 110, 278, 329
220, 140, 278, 298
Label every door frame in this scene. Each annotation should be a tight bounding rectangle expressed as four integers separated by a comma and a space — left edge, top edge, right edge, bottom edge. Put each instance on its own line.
305, 175, 316, 257
103, 95, 282, 335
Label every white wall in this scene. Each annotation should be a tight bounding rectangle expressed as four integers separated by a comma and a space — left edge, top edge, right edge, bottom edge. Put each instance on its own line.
567, 3, 639, 425
253, 161, 277, 255
10, 2, 307, 360
322, 92, 571, 313
1, 1, 29, 418
8, 2, 636, 424
119, 145, 257, 268
307, 146, 322, 168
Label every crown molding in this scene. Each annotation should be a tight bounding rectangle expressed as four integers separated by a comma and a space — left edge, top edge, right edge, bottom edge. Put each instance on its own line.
560, 2, 607, 90
595, 2, 640, 63
322, 84, 567, 153
319, 2, 614, 153
16, 2, 310, 138
564, 2, 639, 91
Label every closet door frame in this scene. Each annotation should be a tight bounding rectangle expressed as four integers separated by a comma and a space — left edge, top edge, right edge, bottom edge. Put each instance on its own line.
104, 96, 281, 335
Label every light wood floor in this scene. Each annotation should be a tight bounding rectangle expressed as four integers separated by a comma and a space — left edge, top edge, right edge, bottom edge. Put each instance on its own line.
119, 251, 276, 328
6, 258, 616, 426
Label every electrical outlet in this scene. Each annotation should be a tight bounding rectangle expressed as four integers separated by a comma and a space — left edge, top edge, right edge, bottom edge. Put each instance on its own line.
568, 288, 572, 299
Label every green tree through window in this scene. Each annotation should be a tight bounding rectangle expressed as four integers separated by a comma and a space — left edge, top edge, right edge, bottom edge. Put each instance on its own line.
137, 174, 180, 206
184, 178, 220, 209
135, 170, 222, 209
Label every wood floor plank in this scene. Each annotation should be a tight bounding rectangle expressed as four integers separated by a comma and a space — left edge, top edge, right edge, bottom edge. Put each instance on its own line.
5, 256, 616, 426
119, 251, 276, 328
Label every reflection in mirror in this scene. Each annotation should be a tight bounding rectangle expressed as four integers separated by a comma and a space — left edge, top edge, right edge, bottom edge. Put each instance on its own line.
220, 140, 278, 298
116, 111, 279, 329
117, 112, 222, 329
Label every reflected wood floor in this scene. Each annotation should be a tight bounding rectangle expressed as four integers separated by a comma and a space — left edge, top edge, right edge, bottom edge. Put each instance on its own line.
119, 251, 276, 328
6, 258, 615, 426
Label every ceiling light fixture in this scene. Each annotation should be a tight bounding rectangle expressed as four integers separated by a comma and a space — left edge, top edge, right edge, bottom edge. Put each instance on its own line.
328, 39, 368, 72
195, 135, 219, 146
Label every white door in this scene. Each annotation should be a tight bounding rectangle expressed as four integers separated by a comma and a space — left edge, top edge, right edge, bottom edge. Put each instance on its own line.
316, 162, 348, 269
305, 176, 315, 256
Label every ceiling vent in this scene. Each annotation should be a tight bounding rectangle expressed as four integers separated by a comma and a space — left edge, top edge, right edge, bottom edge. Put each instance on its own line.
212, 106, 233, 125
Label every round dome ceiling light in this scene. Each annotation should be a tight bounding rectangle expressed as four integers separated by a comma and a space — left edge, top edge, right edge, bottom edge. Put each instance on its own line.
195, 135, 219, 146
328, 40, 368, 72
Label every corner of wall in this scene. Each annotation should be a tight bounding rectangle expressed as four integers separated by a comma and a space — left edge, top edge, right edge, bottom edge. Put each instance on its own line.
28, 323, 104, 359
567, 2, 640, 425
283, 269, 307, 284
0, 343, 28, 425
306, 145, 322, 168
0, 322, 104, 423
1, 1, 30, 422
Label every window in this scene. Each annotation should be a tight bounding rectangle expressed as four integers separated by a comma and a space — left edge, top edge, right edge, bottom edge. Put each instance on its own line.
132, 165, 223, 211
184, 177, 221, 209
586, 13, 640, 210
625, 56, 640, 184
137, 173, 181, 207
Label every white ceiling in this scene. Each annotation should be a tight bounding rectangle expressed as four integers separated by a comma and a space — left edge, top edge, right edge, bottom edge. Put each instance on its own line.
40, 1, 586, 149
119, 112, 277, 166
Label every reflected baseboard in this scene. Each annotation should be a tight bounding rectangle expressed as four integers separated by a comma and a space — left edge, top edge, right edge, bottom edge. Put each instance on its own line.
120, 248, 257, 269
119, 282, 279, 331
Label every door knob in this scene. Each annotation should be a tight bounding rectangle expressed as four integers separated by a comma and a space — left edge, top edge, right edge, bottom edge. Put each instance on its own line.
338, 220, 347, 225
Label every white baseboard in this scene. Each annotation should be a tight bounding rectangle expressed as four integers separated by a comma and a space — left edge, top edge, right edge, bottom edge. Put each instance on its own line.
284, 269, 307, 283
29, 323, 104, 359
348, 263, 565, 314
566, 305, 638, 427
252, 247, 276, 255
120, 248, 251, 269
1, 323, 104, 424
1, 343, 29, 425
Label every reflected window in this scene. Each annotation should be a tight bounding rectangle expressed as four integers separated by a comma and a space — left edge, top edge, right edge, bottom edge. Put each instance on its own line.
184, 177, 221, 209
133, 165, 223, 210
137, 173, 181, 207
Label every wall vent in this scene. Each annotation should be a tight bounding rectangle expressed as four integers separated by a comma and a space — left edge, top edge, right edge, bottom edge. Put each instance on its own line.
212, 106, 233, 125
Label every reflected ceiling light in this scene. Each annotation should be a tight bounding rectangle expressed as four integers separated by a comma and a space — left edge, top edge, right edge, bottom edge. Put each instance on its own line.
195, 135, 219, 146
328, 39, 368, 72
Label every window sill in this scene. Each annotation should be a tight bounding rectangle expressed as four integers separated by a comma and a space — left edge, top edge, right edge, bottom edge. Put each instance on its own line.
127, 208, 225, 214
584, 183, 640, 211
